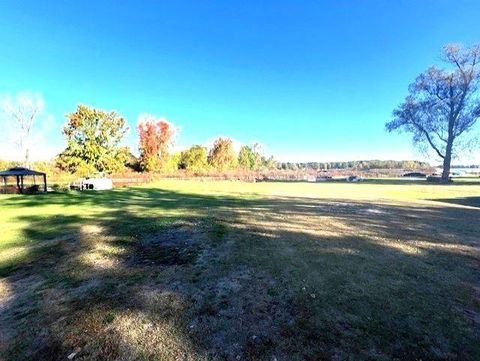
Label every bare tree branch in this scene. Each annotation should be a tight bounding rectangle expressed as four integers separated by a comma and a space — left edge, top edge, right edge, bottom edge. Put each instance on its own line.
0, 92, 43, 166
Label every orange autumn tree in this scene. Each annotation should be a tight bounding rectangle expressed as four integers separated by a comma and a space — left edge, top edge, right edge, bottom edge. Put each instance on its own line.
137, 115, 175, 172
207, 137, 238, 171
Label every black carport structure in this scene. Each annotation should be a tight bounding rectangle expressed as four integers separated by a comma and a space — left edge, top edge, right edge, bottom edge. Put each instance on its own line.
0, 167, 47, 194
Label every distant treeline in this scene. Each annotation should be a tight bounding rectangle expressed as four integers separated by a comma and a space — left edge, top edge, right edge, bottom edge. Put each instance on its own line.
276, 160, 431, 171
0, 104, 432, 177
449, 164, 480, 169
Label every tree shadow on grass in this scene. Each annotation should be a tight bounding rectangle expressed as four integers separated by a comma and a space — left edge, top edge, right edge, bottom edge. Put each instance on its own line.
1, 188, 480, 360
362, 178, 480, 186
428, 196, 480, 209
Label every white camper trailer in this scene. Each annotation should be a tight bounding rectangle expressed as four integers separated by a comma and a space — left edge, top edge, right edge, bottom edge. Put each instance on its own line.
70, 177, 113, 191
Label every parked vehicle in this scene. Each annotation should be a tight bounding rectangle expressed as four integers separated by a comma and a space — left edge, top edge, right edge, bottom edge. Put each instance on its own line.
347, 176, 362, 182
316, 176, 333, 182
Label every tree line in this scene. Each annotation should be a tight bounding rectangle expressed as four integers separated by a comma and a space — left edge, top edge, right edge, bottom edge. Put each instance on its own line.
52, 105, 276, 175
277, 160, 430, 171
0, 102, 432, 175
52, 106, 431, 175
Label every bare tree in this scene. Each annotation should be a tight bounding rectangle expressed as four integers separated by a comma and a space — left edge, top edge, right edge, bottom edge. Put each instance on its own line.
0, 92, 44, 167
386, 44, 480, 182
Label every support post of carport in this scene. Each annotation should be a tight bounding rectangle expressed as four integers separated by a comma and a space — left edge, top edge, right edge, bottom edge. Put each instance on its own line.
43, 173, 47, 192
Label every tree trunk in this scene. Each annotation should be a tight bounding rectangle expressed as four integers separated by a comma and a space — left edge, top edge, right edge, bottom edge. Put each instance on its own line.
441, 141, 453, 183
24, 148, 30, 168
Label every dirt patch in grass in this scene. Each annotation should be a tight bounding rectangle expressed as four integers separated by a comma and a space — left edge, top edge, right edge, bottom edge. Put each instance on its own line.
130, 223, 203, 267
134, 244, 199, 266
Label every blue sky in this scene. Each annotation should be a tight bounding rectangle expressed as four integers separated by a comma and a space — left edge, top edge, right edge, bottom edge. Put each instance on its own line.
0, 1, 479, 163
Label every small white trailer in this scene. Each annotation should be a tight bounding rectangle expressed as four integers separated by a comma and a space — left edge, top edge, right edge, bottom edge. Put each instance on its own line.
70, 177, 113, 191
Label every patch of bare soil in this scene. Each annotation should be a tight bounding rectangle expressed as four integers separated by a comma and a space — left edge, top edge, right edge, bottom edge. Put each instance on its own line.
187, 268, 281, 359
131, 223, 204, 266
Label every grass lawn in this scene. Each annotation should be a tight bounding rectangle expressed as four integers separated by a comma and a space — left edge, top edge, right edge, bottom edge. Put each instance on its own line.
1, 178, 479, 360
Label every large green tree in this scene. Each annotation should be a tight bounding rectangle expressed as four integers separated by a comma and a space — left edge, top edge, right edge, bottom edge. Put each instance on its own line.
238, 145, 256, 170
386, 44, 480, 182
57, 105, 128, 175
180, 145, 208, 172
238, 144, 264, 170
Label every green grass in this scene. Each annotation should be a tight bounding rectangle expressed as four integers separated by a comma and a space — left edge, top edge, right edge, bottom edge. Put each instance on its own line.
1, 178, 479, 360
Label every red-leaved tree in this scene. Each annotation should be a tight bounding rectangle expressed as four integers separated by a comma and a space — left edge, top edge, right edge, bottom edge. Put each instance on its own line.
137, 115, 175, 172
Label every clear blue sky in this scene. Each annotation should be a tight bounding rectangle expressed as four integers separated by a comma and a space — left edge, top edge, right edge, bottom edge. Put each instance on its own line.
0, 1, 479, 163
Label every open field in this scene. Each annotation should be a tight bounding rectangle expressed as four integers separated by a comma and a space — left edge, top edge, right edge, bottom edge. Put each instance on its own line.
1, 179, 480, 360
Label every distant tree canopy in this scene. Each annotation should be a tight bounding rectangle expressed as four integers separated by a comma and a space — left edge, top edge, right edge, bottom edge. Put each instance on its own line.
179, 145, 208, 172
137, 116, 175, 172
57, 105, 128, 175
276, 160, 430, 171
386, 43, 480, 182
118, 146, 140, 171
208, 137, 238, 171
238, 145, 263, 171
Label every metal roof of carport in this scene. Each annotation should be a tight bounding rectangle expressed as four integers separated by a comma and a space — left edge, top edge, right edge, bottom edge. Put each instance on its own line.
0, 167, 48, 193
0, 167, 46, 176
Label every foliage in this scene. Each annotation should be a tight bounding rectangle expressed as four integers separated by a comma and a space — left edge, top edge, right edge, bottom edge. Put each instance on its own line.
0, 159, 20, 170
163, 151, 182, 173
238, 143, 276, 171
117, 146, 140, 172
57, 105, 128, 175
277, 160, 430, 171
238, 145, 256, 170
207, 137, 238, 171
237, 147, 251, 170
180, 145, 209, 172
264, 156, 277, 170
137, 115, 175, 172
386, 43, 480, 181
25, 160, 57, 177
